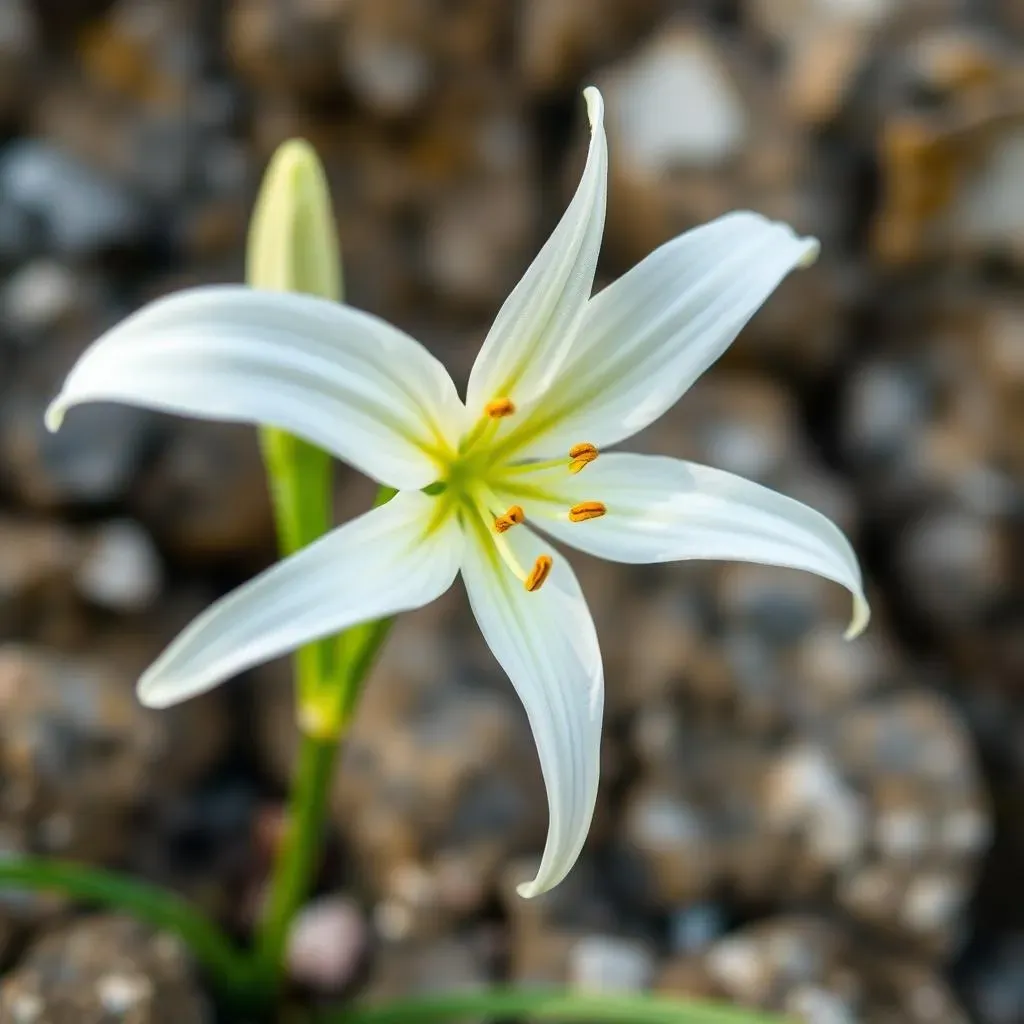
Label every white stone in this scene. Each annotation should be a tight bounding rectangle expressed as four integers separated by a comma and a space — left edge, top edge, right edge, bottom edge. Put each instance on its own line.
875, 808, 929, 859
707, 937, 767, 1001
786, 985, 858, 1024
287, 895, 366, 992
0, 141, 145, 255
902, 873, 963, 933
606, 29, 747, 172
343, 38, 431, 115
632, 791, 706, 847
76, 520, 162, 612
941, 808, 991, 855
2, 260, 78, 333
766, 744, 866, 864
8, 993, 43, 1024
569, 935, 656, 994
96, 973, 153, 1014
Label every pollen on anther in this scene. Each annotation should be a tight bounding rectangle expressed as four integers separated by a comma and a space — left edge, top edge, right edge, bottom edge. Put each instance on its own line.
493, 505, 525, 533
485, 397, 516, 418
568, 442, 598, 474
524, 554, 553, 592
568, 501, 606, 522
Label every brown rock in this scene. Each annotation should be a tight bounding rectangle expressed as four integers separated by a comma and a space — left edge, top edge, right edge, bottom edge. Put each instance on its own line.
0, 643, 226, 862
362, 930, 494, 1002
517, 0, 665, 94
659, 916, 970, 1023
0, 0, 37, 123
132, 420, 274, 564
0, 518, 84, 641
0, 360, 158, 512
0, 915, 211, 1024
617, 563, 986, 956
869, 27, 1024, 264
227, 0, 345, 97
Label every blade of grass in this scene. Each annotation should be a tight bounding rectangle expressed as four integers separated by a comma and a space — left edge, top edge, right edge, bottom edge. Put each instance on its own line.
0, 856, 252, 997
321, 990, 789, 1024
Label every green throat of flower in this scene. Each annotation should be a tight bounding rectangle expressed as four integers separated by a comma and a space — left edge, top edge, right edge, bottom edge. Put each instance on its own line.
421, 398, 605, 592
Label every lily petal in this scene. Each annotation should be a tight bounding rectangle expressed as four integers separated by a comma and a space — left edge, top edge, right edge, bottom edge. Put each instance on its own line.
47, 286, 465, 490
461, 522, 603, 897
511, 453, 869, 639
508, 212, 819, 457
138, 491, 463, 707
465, 87, 607, 416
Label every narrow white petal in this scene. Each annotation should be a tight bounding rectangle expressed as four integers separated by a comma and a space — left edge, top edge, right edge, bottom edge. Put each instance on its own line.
511, 453, 869, 638
465, 88, 607, 415
47, 286, 465, 490
138, 491, 462, 707
512, 211, 819, 455
460, 524, 603, 897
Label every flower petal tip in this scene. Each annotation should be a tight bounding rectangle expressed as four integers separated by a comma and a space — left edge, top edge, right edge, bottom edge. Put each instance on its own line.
844, 594, 871, 641
43, 399, 66, 433
136, 674, 178, 710
582, 85, 604, 130
515, 880, 541, 900
798, 236, 822, 268
272, 137, 319, 172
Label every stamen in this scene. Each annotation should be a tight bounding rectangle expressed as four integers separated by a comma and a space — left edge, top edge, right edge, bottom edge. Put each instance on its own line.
485, 397, 516, 419
493, 505, 525, 533
524, 555, 554, 592
568, 501, 606, 522
568, 442, 598, 474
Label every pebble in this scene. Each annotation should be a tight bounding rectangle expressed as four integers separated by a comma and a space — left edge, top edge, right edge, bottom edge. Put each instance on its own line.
286, 895, 367, 993
0, 141, 146, 256
568, 935, 656, 993
75, 519, 163, 612
659, 916, 971, 1022
604, 25, 748, 172
0, 915, 211, 1023
0, 390, 158, 511
0, 517, 83, 639
131, 420, 274, 562
0, 643, 226, 860
0, 261, 79, 337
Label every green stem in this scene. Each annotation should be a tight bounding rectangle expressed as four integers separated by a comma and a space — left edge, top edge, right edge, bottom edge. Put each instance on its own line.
0, 857, 251, 997
322, 991, 788, 1024
253, 732, 340, 991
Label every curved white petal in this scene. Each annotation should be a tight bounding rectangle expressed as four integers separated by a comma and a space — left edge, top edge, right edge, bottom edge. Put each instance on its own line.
510, 211, 819, 456
465, 87, 607, 416
138, 491, 463, 707
47, 286, 465, 490
509, 453, 869, 639
460, 522, 603, 897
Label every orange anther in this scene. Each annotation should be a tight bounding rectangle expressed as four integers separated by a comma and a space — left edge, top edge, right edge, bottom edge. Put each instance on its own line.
524, 554, 553, 592
493, 505, 526, 533
485, 397, 516, 418
568, 501, 606, 522
568, 442, 598, 474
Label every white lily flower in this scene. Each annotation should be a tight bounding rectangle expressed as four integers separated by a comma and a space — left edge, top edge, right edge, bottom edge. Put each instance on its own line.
46, 88, 868, 898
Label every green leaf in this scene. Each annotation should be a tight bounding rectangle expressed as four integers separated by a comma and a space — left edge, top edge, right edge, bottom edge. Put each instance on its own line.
0, 856, 252, 998
321, 990, 790, 1024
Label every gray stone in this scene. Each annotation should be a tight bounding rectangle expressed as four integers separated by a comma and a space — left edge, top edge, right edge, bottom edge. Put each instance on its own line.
0, 142, 146, 255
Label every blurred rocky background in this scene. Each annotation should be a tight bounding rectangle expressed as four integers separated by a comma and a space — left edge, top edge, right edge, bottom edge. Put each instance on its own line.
0, 0, 1022, 1021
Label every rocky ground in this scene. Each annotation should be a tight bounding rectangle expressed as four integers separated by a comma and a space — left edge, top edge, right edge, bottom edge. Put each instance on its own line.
0, 0, 1022, 1021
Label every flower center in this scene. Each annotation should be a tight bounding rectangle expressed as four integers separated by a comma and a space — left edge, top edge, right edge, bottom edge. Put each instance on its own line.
436, 404, 607, 592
